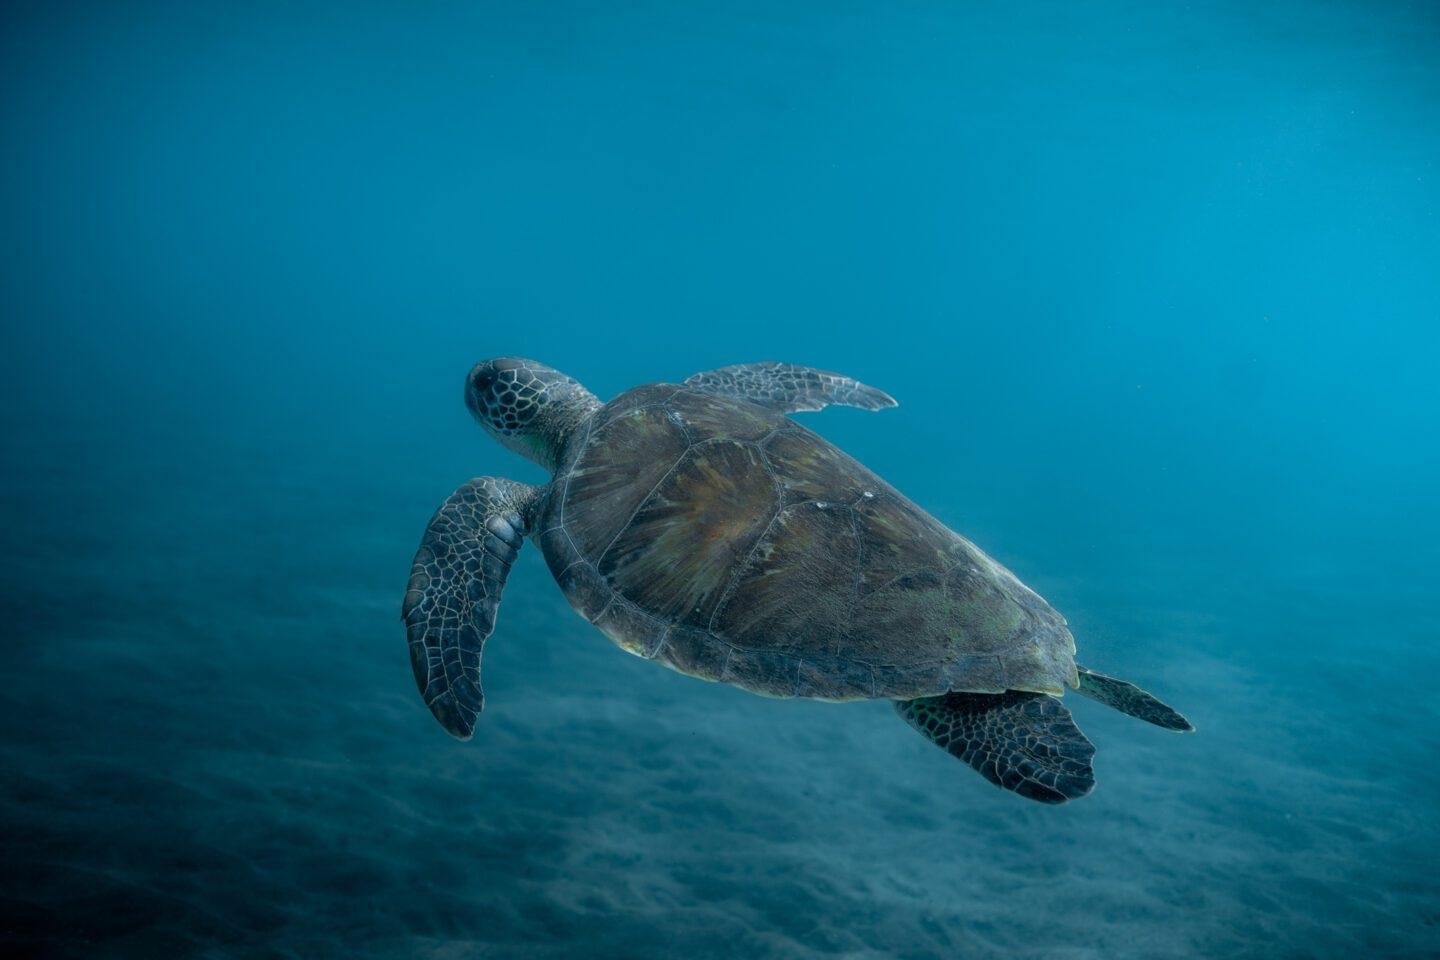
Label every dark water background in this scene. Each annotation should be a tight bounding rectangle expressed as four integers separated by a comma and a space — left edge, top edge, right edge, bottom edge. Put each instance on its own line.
3, 2, 1439, 957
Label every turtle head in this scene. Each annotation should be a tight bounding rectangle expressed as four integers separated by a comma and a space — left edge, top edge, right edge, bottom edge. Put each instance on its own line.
465, 358, 600, 470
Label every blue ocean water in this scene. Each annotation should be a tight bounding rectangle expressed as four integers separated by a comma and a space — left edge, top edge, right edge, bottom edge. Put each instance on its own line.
2, 1, 1438, 956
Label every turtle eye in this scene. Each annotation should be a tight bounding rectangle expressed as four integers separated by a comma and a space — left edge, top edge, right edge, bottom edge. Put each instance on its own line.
465, 362, 505, 429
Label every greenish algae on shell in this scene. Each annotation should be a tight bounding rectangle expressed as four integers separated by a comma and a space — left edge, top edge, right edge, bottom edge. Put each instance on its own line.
534, 384, 1078, 702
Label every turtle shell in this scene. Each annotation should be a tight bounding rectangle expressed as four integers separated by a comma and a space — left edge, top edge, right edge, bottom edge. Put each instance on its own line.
534, 384, 1078, 701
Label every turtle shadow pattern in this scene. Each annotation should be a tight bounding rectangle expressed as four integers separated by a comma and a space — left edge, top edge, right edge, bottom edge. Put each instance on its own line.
403, 358, 1192, 804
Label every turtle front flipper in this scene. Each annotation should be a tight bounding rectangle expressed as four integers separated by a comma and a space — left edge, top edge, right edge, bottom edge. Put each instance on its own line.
403, 477, 540, 739
895, 692, 1096, 804
1074, 665, 1194, 732
683, 361, 897, 413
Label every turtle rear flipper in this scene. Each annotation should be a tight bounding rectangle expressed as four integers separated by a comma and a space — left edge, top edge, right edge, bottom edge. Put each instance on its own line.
1074, 665, 1194, 732
895, 692, 1095, 804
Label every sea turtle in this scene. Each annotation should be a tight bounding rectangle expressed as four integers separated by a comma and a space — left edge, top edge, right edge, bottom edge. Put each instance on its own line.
403, 358, 1192, 803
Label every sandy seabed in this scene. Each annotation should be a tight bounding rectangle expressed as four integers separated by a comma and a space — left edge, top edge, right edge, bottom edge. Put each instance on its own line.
2, 464, 1436, 960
